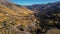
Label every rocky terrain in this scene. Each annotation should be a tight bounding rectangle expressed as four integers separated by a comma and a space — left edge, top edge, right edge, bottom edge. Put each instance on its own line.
0, 0, 39, 34
0, 0, 60, 34
26, 1, 60, 34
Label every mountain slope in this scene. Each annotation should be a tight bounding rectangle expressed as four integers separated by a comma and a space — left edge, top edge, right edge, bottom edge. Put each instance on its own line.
0, 4, 19, 15
1, 1, 33, 16
26, 1, 60, 13
26, 1, 60, 34
0, 1, 39, 34
1, 1, 60, 34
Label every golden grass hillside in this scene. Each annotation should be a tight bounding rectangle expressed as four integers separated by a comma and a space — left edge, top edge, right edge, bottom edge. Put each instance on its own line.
0, 1, 38, 34
2, 2, 33, 16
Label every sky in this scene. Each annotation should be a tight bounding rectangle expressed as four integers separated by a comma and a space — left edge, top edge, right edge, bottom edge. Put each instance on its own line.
8, 0, 60, 5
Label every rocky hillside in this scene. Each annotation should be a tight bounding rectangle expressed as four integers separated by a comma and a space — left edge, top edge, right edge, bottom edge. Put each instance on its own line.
0, 0, 39, 34
26, 1, 60, 34
0, 0, 60, 34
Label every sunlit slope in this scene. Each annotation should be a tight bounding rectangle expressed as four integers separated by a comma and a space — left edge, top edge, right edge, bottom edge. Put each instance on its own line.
11, 5, 33, 16
0, 12, 20, 34
0, 1, 38, 34
0, 4, 19, 16
2, 2, 33, 16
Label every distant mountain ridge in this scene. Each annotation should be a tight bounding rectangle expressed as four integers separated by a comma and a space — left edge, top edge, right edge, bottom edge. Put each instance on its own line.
26, 1, 60, 34
0, 1, 60, 34
26, 1, 60, 13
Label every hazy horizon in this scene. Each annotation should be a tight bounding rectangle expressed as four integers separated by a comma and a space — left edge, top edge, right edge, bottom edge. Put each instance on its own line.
8, 0, 60, 5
